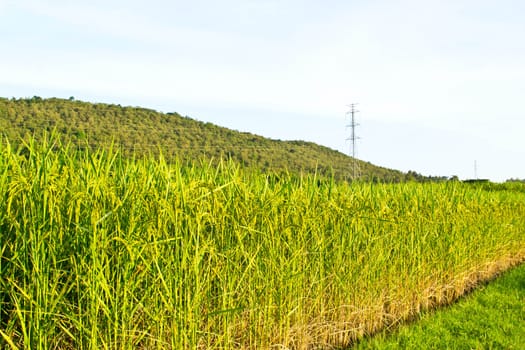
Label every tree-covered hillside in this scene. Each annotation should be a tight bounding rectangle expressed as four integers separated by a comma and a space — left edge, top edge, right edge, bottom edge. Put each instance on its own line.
0, 96, 417, 181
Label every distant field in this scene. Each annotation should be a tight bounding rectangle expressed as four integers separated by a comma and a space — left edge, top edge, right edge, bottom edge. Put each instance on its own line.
1, 137, 525, 349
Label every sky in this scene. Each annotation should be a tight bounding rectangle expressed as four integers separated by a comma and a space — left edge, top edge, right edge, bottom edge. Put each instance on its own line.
1, 0, 524, 181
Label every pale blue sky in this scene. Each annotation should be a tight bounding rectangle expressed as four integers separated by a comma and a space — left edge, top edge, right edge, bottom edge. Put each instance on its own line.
1, 0, 524, 181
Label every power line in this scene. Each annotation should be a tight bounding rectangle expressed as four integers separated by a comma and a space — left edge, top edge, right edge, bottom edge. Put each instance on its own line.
0, 125, 315, 151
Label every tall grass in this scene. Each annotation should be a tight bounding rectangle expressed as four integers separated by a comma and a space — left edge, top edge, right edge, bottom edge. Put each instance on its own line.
1, 137, 525, 349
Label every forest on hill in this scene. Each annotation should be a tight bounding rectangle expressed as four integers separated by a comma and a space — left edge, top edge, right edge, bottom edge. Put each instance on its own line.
0, 96, 442, 182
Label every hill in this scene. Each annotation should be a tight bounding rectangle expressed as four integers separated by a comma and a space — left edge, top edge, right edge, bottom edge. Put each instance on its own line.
0, 96, 419, 182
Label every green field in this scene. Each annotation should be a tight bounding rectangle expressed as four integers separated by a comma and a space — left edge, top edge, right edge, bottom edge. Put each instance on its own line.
353, 262, 525, 349
1, 137, 525, 349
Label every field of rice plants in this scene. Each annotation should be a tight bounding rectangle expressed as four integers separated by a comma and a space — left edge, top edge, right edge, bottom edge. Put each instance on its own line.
1, 137, 525, 349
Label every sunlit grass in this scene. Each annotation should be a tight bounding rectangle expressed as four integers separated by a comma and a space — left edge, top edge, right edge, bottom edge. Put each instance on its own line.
1, 137, 525, 349
352, 262, 525, 349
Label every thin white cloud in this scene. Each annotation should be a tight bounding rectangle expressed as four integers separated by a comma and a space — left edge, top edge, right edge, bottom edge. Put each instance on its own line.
13, 0, 242, 51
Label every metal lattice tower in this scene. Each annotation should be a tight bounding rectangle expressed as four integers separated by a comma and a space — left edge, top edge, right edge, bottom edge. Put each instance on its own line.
346, 103, 361, 179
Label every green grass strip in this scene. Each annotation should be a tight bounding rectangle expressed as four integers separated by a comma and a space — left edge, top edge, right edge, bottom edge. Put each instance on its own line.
353, 262, 525, 349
